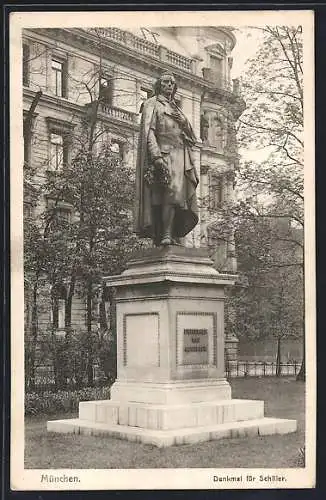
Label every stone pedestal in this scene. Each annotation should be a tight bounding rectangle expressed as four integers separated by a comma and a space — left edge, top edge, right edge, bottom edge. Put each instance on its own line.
47, 247, 296, 447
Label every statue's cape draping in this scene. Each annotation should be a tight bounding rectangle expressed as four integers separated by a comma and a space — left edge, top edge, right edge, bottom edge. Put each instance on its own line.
134, 96, 199, 239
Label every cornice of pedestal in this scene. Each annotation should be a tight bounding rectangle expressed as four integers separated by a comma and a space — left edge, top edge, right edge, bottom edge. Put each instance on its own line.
105, 272, 237, 289
104, 246, 237, 288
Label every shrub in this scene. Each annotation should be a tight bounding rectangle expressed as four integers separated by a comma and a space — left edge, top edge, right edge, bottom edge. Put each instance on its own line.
25, 385, 111, 416
25, 328, 117, 391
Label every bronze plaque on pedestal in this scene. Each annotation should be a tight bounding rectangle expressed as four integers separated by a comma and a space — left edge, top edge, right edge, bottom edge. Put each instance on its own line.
183, 329, 209, 365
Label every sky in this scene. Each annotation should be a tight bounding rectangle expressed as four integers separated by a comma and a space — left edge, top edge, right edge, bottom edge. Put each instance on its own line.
229, 27, 273, 163
230, 27, 264, 80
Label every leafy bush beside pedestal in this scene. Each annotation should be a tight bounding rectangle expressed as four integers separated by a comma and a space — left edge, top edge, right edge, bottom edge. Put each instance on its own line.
25, 385, 111, 416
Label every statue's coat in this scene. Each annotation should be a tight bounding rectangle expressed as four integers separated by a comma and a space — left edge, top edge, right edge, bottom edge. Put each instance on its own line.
134, 96, 199, 239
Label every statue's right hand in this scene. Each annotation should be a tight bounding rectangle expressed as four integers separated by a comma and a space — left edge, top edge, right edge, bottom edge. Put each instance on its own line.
154, 157, 164, 170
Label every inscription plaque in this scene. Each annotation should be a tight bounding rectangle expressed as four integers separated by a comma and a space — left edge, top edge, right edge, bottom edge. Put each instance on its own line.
183, 328, 208, 365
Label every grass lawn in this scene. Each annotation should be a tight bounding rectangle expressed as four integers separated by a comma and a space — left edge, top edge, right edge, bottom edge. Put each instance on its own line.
25, 377, 305, 469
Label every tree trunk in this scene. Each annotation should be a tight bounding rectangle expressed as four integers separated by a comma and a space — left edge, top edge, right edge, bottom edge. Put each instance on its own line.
25, 286, 33, 387
28, 281, 39, 390
296, 355, 305, 381
109, 287, 117, 380
296, 320, 305, 381
86, 278, 94, 386
296, 262, 305, 381
99, 289, 108, 330
65, 273, 76, 329
276, 337, 282, 377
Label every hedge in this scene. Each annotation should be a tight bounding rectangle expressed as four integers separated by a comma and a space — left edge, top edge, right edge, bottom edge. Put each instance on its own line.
25, 386, 111, 416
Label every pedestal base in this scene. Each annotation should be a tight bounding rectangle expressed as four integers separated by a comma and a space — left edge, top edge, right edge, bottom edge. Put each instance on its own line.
47, 393, 296, 447
48, 410, 296, 448
110, 379, 232, 404
47, 247, 297, 447
79, 398, 265, 429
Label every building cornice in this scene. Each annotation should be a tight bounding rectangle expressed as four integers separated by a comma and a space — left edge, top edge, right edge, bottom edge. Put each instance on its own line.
23, 87, 83, 116
25, 27, 245, 112
214, 27, 237, 51
163, 26, 237, 52
23, 87, 140, 135
46, 116, 76, 131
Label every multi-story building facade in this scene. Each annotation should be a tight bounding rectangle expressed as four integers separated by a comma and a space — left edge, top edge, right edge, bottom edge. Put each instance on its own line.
23, 25, 245, 337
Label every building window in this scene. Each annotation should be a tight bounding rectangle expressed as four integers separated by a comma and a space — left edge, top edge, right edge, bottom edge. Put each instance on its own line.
24, 201, 33, 219
24, 187, 35, 219
210, 54, 223, 73
46, 117, 75, 171
56, 299, 66, 330
99, 75, 113, 105
55, 206, 72, 223
46, 198, 73, 227
23, 110, 38, 168
23, 44, 30, 87
209, 173, 223, 210
51, 285, 66, 330
49, 132, 68, 171
213, 114, 224, 150
209, 55, 223, 86
24, 133, 30, 166
110, 140, 124, 161
52, 58, 67, 97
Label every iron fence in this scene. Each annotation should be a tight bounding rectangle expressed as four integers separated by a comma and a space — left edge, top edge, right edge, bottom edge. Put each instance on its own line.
26, 359, 302, 393
225, 360, 301, 378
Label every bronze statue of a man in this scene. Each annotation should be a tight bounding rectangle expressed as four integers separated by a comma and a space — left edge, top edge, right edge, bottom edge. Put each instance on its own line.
134, 72, 199, 246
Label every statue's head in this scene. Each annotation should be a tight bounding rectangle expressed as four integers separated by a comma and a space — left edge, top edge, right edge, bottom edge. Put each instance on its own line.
154, 72, 177, 100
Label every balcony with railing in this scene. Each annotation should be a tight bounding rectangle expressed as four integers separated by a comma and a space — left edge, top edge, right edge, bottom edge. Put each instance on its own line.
99, 102, 138, 123
82, 27, 195, 73
84, 101, 138, 126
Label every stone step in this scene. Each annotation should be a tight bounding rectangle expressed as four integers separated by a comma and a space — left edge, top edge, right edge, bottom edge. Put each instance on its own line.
78, 399, 265, 430
47, 417, 297, 448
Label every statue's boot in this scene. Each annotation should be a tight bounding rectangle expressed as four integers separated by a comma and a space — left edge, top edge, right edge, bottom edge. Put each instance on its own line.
161, 205, 175, 246
152, 207, 163, 247
171, 236, 183, 246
